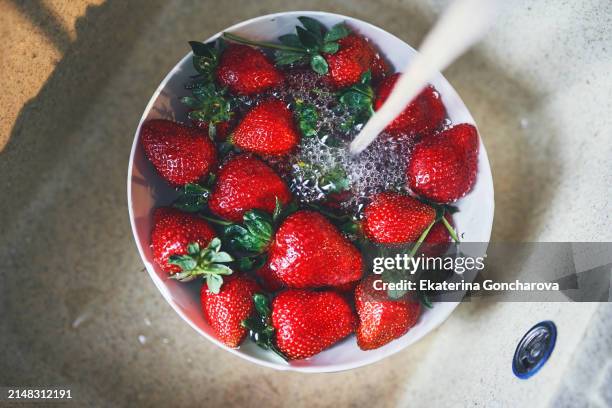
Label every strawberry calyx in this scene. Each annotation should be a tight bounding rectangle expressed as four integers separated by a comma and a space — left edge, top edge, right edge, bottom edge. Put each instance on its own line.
181, 82, 235, 140
173, 183, 211, 213
168, 238, 234, 293
223, 198, 299, 256
223, 210, 274, 255
172, 173, 217, 213
218, 198, 297, 271
338, 70, 375, 131
292, 161, 351, 199
422, 201, 461, 243
188, 40, 221, 82
293, 99, 319, 137
223, 17, 350, 75
241, 293, 288, 361
182, 40, 235, 139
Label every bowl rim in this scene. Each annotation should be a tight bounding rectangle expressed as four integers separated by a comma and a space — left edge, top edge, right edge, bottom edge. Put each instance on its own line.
127, 10, 495, 373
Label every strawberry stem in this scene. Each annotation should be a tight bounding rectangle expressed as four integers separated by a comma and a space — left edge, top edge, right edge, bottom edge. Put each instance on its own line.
199, 214, 234, 226
407, 219, 437, 259
222, 32, 305, 53
441, 216, 460, 243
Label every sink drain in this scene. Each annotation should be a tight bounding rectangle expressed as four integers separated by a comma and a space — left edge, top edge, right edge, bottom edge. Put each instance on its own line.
512, 321, 557, 379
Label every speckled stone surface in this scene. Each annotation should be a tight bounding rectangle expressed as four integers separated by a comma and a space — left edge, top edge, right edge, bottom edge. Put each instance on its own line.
1, 1, 610, 407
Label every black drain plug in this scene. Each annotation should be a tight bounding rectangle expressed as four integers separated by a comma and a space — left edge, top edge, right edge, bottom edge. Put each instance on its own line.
512, 321, 557, 379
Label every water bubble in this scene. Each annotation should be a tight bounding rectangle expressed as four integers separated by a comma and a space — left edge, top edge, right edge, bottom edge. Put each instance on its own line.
241, 67, 450, 217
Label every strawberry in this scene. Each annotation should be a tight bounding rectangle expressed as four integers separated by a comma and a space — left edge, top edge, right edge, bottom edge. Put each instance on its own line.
374, 73, 446, 137
268, 210, 363, 288
140, 119, 217, 186
201, 274, 261, 348
272, 289, 357, 360
216, 44, 284, 95
324, 34, 387, 89
355, 275, 421, 350
362, 192, 436, 245
223, 20, 387, 89
370, 51, 389, 82
256, 263, 284, 292
407, 123, 479, 203
150, 207, 216, 274
208, 155, 292, 222
230, 99, 300, 156
421, 213, 454, 257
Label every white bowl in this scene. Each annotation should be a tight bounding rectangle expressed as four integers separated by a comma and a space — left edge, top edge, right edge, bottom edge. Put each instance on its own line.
127, 11, 494, 372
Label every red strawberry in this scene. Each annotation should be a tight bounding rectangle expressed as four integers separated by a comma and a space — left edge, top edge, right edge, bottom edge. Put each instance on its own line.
362, 192, 436, 244
324, 34, 387, 89
272, 289, 357, 360
355, 275, 421, 350
216, 44, 284, 95
231, 99, 300, 156
407, 124, 479, 203
201, 274, 261, 348
208, 155, 292, 222
370, 51, 389, 82
151, 207, 216, 273
268, 211, 363, 288
375, 73, 446, 137
421, 213, 454, 257
335, 280, 358, 293
256, 263, 284, 292
140, 119, 217, 186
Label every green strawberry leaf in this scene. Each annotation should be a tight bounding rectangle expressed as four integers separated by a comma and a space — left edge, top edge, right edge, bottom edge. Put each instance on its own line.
319, 166, 350, 194
223, 210, 274, 255
168, 238, 234, 291
298, 16, 325, 42
253, 293, 271, 316
418, 290, 434, 309
293, 162, 351, 198
210, 251, 233, 263
310, 54, 328, 75
320, 41, 340, 54
206, 274, 223, 294
168, 255, 198, 272
188, 41, 216, 57
274, 50, 307, 65
297, 26, 320, 49
338, 70, 375, 130
294, 100, 319, 137
382, 269, 410, 300
222, 18, 343, 78
173, 183, 210, 213
237, 253, 267, 272
188, 41, 220, 81
324, 23, 350, 42
272, 198, 298, 226
242, 294, 288, 361
182, 82, 234, 136
187, 242, 200, 255
278, 33, 303, 48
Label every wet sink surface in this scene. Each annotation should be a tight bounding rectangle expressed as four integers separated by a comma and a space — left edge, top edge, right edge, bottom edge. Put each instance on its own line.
1, 1, 610, 406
